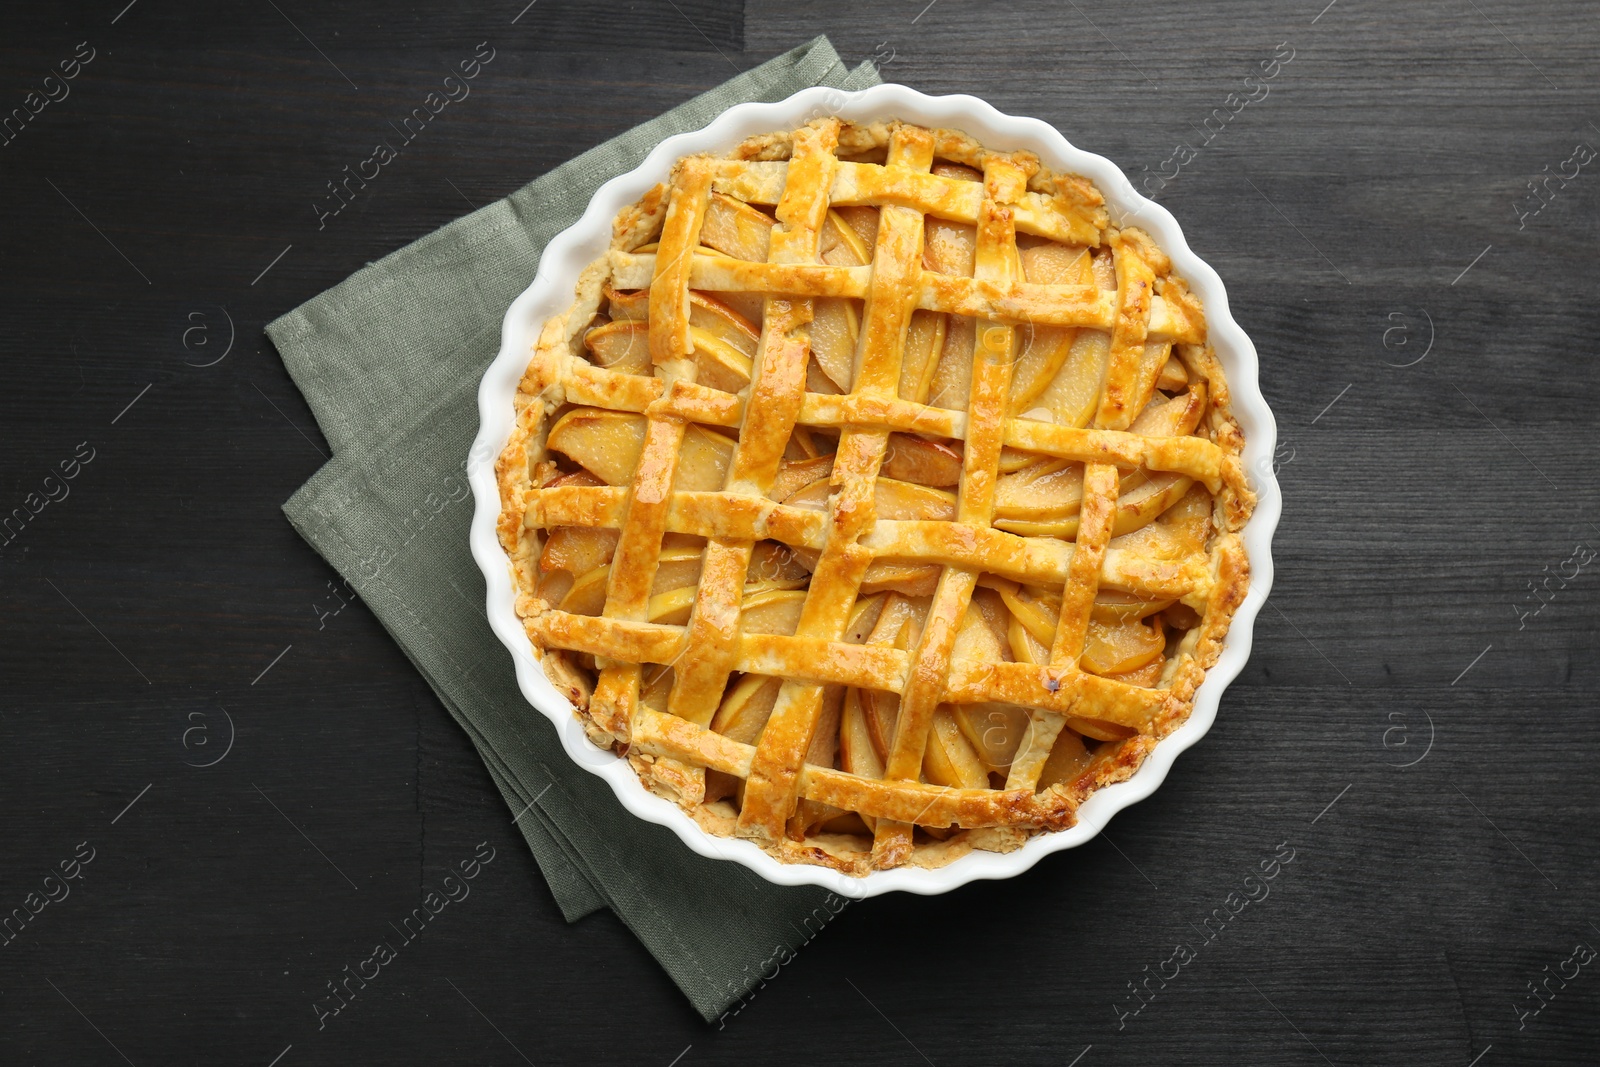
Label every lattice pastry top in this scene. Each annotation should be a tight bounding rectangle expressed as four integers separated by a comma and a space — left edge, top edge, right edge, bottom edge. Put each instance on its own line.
497, 117, 1254, 874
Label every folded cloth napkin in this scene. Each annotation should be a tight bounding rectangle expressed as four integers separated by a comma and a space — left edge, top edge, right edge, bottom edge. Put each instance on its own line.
265, 36, 881, 1022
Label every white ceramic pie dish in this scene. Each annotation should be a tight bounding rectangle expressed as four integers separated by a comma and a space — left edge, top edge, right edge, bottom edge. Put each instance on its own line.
468, 83, 1280, 900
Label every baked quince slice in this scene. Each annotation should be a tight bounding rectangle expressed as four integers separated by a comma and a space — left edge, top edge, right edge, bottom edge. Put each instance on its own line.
546, 409, 735, 492
583, 320, 651, 376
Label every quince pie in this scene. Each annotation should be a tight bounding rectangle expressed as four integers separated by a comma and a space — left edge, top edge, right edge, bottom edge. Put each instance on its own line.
497, 118, 1253, 873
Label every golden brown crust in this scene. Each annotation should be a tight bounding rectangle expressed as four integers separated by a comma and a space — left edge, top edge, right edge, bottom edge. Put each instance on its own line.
498, 118, 1255, 874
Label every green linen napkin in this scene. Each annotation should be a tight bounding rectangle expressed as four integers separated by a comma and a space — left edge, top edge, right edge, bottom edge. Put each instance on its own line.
265, 36, 881, 1023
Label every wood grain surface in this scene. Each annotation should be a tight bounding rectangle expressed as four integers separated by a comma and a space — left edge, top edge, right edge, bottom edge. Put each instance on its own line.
2, 1, 1597, 1064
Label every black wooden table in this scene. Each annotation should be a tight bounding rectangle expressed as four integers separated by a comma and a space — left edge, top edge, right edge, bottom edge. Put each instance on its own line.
4, 2, 1597, 1063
